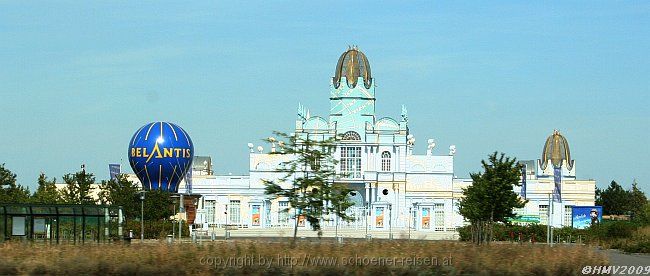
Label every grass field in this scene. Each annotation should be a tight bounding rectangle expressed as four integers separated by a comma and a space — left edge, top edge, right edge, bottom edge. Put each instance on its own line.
0, 240, 607, 275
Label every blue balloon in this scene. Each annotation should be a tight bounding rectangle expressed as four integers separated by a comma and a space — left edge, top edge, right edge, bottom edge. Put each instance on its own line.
128, 122, 193, 192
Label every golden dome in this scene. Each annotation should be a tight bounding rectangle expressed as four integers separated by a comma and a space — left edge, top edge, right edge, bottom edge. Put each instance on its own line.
332, 46, 372, 89
540, 130, 574, 171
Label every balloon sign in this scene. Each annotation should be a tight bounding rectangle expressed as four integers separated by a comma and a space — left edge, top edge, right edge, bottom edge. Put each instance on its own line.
128, 122, 193, 192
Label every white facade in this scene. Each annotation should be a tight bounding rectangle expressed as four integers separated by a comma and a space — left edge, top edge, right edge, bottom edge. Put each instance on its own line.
174, 48, 595, 236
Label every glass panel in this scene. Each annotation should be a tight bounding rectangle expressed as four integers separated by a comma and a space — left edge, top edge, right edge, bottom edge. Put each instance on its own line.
32, 206, 56, 215
84, 216, 100, 242
83, 207, 101, 216
58, 216, 77, 243
73, 206, 83, 216
5, 206, 28, 215
58, 207, 74, 215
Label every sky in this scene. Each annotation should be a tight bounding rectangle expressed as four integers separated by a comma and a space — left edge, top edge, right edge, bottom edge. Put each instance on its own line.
1, 1, 648, 192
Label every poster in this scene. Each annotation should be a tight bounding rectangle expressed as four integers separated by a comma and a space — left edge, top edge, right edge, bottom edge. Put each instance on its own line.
251, 205, 260, 226
298, 215, 306, 227
422, 208, 431, 229
109, 164, 121, 181
572, 206, 602, 229
375, 207, 385, 228
12, 217, 25, 236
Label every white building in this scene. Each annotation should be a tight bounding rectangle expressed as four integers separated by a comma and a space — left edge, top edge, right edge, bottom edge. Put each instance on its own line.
170, 47, 595, 237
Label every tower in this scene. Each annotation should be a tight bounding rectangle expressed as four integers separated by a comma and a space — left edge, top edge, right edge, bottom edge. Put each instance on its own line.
329, 46, 376, 138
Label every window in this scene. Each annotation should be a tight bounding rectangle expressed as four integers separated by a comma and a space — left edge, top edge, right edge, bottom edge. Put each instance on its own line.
539, 205, 549, 225
279, 201, 289, 226
434, 203, 444, 231
229, 200, 241, 224
205, 200, 216, 224
340, 146, 362, 178
564, 205, 573, 227
342, 131, 361, 141
513, 207, 525, 215
381, 151, 391, 171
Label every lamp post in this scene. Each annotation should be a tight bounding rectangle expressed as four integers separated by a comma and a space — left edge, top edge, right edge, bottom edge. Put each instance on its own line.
388, 203, 393, 240
140, 191, 145, 242
365, 201, 369, 238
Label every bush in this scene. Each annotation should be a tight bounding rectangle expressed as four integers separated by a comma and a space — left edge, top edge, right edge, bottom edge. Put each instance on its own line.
124, 219, 189, 239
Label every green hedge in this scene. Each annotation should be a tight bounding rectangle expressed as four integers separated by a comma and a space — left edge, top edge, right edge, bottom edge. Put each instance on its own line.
458, 220, 639, 244
124, 219, 189, 239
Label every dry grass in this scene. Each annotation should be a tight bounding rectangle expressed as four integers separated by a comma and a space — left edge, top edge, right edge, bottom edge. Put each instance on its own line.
0, 240, 607, 275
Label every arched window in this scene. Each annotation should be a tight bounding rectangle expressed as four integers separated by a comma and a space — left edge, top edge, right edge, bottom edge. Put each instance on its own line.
342, 131, 361, 141
381, 151, 391, 172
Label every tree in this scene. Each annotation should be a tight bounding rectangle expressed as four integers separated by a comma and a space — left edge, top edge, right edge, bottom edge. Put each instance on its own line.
263, 132, 354, 247
32, 173, 62, 204
61, 170, 96, 204
98, 174, 140, 221
0, 164, 31, 203
142, 189, 174, 221
458, 152, 526, 245
628, 180, 647, 219
596, 181, 630, 215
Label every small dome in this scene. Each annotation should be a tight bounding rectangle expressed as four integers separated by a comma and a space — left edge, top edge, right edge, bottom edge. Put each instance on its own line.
332, 46, 372, 89
540, 130, 574, 171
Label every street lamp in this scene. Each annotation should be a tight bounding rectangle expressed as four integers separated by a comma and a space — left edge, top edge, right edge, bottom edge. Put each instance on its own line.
140, 191, 145, 242
388, 203, 393, 240
365, 201, 369, 238
409, 202, 417, 240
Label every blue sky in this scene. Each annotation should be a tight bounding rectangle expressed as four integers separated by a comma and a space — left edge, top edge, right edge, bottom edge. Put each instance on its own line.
1, 1, 648, 192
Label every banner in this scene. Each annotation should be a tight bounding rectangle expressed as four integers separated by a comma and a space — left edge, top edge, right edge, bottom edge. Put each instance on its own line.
12, 217, 25, 236
572, 206, 602, 229
375, 207, 385, 228
520, 166, 527, 199
251, 205, 260, 226
298, 215, 306, 227
185, 169, 193, 194
421, 208, 431, 229
553, 167, 562, 202
109, 164, 121, 181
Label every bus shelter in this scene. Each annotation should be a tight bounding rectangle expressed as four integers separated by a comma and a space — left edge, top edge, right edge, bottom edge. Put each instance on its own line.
0, 204, 124, 244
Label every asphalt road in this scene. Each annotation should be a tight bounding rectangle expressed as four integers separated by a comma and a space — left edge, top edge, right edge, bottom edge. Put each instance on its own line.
607, 250, 650, 266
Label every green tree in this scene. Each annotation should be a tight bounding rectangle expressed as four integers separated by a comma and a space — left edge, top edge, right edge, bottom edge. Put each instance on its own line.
61, 170, 96, 204
142, 189, 174, 221
628, 180, 647, 219
458, 152, 526, 245
263, 132, 354, 247
0, 164, 31, 203
32, 173, 62, 204
98, 174, 140, 221
596, 181, 629, 215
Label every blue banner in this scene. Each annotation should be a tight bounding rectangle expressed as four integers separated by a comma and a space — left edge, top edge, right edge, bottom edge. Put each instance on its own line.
572, 206, 602, 229
553, 167, 562, 202
520, 166, 527, 199
109, 164, 121, 181
185, 169, 193, 194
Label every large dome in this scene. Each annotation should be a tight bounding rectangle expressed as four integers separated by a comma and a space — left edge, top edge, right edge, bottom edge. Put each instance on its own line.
332, 46, 372, 89
540, 130, 574, 171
